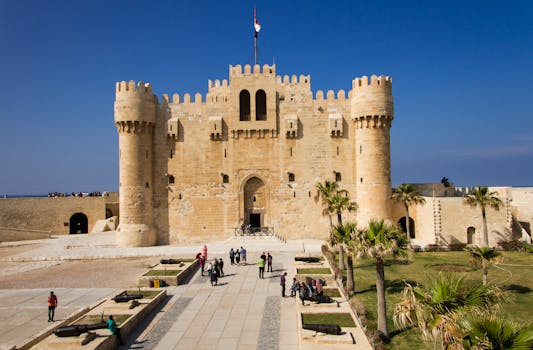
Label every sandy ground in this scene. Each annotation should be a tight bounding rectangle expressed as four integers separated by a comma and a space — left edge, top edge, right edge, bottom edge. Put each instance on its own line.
0, 256, 160, 289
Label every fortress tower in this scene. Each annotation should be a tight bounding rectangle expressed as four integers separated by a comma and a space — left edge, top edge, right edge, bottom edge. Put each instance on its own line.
114, 81, 157, 247
352, 75, 394, 226
114, 65, 394, 247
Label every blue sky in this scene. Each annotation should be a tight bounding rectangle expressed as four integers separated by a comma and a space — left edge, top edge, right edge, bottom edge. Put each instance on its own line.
0, 0, 532, 195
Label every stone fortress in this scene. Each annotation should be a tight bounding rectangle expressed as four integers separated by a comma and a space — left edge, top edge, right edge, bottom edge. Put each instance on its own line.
114, 64, 394, 247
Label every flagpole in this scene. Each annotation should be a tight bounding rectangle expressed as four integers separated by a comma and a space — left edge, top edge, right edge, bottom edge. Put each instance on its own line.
254, 31, 258, 65
254, 7, 260, 65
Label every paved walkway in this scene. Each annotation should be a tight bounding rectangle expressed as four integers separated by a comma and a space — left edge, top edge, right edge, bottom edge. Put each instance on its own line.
130, 251, 299, 350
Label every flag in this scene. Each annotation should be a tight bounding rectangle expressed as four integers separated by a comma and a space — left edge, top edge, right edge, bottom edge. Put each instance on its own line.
254, 7, 261, 33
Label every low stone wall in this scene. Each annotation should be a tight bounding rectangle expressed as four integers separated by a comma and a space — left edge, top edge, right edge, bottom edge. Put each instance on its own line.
137, 259, 199, 287
0, 227, 51, 242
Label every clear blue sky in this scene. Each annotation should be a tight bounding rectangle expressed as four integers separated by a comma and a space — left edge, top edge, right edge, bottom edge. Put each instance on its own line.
1, 0, 532, 195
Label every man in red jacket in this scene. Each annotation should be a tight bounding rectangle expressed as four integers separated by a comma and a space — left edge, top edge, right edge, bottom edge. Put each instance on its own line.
48, 291, 58, 322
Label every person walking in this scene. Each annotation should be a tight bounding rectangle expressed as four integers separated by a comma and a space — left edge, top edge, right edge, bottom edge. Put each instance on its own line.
107, 315, 124, 344
207, 261, 213, 278
218, 258, 224, 276
229, 248, 235, 265
202, 244, 208, 260
47, 291, 58, 322
258, 256, 265, 279
240, 246, 247, 265
267, 252, 273, 272
200, 256, 206, 276
235, 248, 240, 264
280, 272, 287, 297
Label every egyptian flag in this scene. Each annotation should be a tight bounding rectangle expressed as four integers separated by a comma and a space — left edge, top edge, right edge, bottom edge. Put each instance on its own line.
254, 7, 261, 37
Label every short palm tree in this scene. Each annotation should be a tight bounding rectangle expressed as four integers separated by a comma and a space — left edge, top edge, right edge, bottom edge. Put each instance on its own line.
460, 312, 533, 350
465, 245, 502, 286
464, 186, 503, 247
315, 180, 340, 231
332, 222, 358, 296
391, 183, 426, 239
355, 219, 409, 340
394, 273, 501, 349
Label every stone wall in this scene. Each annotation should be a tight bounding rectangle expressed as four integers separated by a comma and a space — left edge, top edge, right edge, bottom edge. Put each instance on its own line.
0, 197, 105, 235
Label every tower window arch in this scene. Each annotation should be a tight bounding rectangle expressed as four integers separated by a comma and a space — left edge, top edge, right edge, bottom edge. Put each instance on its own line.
255, 89, 267, 120
288, 172, 295, 182
168, 175, 175, 185
335, 172, 342, 182
239, 90, 251, 121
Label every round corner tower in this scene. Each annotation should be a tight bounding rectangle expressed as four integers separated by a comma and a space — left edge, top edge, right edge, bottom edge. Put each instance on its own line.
114, 80, 157, 247
351, 75, 394, 227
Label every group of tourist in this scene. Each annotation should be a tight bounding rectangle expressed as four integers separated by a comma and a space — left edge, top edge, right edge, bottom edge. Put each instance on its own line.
228, 246, 247, 265
196, 245, 228, 286
295, 277, 325, 304
47, 191, 107, 197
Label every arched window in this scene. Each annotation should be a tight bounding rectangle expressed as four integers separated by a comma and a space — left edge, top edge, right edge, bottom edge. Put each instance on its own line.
335, 172, 342, 182
255, 89, 267, 120
239, 90, 250, 121
467, 226, 475, 244
398, 217, 416, 238
222, 174, 229, 184
168, 175, 175, 185
288, 173, 295, 182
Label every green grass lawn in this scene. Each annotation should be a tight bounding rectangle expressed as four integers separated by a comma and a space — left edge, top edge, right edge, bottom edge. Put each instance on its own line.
77, 314, 131, 326
125, 290, 161, 299
143, 269, 181, 276
323, 288, 341, 297
302, 313, 356, 327
297, 268, 332, 275
343, 251, 533, 349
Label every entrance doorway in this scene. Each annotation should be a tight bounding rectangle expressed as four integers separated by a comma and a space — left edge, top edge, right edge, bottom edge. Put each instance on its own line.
250, 213, 261, 228
70, 213, 88, 234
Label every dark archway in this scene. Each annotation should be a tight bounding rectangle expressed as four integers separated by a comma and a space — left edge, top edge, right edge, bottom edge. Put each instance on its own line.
255, 89, 267, 120
398, 217, 415, 238
467, 226, 475, 244
70, 213, 88, 234
239, 90, 250, 121
105, 209, 113, 219
243, 177, 265, 228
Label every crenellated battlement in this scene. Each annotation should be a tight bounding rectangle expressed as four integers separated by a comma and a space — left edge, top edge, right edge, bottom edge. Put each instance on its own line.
229, 64, 276, 77
352, 75, 392, 91
314, 89, 347, 101
208, 79, 229, 91
116, 80, 155, 100
276, 74, 311, 86
170, 92, 205, 105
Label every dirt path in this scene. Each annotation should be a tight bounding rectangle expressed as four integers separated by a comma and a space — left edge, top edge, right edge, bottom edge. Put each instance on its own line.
0, 257, 160, 289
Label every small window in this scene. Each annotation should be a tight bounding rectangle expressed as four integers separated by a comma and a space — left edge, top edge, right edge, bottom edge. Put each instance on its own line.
335, 172, 342, 182
290, 147, 292, 157
336, 146, 339, 156
168, 176, 175, 185
224, 149, 227, 158
360, 177, 363, 183
146, 182, 149, 188
293, 191, 296, 197
239, 90, 251, 121
255, 89, 267, 120
222, 174, 229, 184
288, 173, 295, 182
178, 193, 182, 199
170, 149, 173, 159
360, 145, 362, 154
253, 196, 257, 202
308, 191, 311, 197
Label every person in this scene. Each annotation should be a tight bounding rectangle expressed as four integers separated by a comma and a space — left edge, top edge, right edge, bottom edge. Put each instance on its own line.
267, 252, 273, 272
260, 251, 266, 262
229, 248, 235, 265
316, 279, 324, 296
202, 245, 208, 260
280, 272, 287, 297
290, 277, 299, 297
206, 261, 213, 278
306, 278, 314, 298
107, 315, 124, 345
200, 256, 206, 276
211, 264, 218, 286
235, 248, 240, 264
298, 282, 308, 305
240, 246, 247, 264
258, 255, 265, 279
218, 258, 224, 276
48, 291, 58, 322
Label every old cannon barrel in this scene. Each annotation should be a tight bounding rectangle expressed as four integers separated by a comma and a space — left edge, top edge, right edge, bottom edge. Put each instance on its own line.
302, 323, 342, 335
53, 322, 106, 337
112, 293, 143, 303
294, 257, 320, 263
160, 259, 180, 264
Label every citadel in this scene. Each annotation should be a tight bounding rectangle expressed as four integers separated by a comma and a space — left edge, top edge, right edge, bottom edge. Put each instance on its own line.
1, 64, 532, 248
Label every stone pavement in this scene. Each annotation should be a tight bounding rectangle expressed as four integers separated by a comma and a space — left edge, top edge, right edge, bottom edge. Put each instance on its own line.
129, 251, 299, 350
0, 288, 115, 350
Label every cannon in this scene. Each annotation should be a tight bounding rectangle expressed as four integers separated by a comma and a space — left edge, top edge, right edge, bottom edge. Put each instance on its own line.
54, 322, 107, 337
302, 323, 342, 335
112, 291, 143, 303
294, 257, 321, 263
160, 258, 180, 264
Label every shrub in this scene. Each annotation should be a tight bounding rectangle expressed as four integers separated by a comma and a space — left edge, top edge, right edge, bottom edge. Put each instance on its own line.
448, 243, 467, 251
497, 239, 527, 251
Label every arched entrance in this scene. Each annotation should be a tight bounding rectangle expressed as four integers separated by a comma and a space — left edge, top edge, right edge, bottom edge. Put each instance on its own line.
398, 217, 415, 238
243, 177, 266, 229
70, 213, 88, 234
467, 226, 475, 244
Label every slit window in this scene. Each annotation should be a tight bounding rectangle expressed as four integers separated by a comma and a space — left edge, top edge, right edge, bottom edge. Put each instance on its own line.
288, 173, 295, 182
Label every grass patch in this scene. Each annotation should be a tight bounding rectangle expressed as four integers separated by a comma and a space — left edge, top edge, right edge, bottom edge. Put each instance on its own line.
302, 313, 355, 327
297, 268, 332, 275
181, 258, 195, 263
125, 290, 161, 299
339, 251, 533, 350
323, 288, 341, 297
77, 314, 131, 326
426, 263, 478, 272
143, 269, 181, 276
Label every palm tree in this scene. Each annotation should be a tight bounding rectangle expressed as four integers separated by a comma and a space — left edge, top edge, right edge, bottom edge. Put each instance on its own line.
315, 180, 340, 231
465, 245, 502, 286
394, 273, 501, 349
464, 186, 503, 247
332, 222, 358, 296
460, 312, 533, 349
328, 193, 357, 271
391, 183, 426, 239
355, 219, 409, 340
